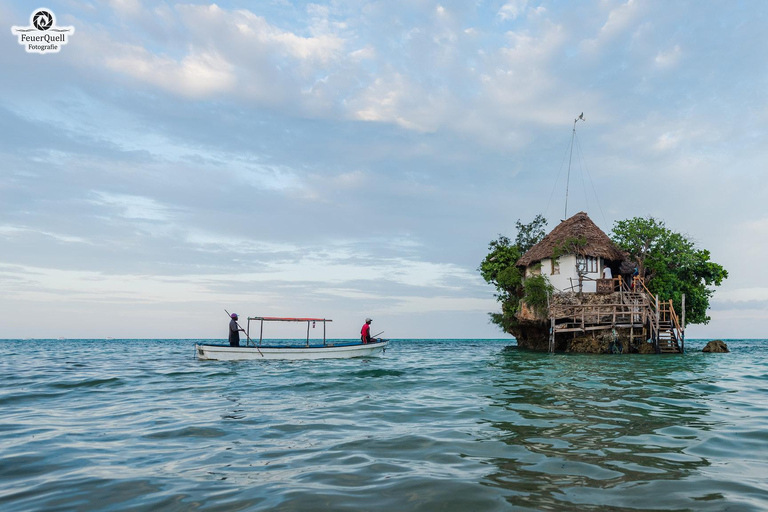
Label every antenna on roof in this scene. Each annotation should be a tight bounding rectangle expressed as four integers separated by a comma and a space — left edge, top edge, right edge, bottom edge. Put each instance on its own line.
564, 112, 585, 219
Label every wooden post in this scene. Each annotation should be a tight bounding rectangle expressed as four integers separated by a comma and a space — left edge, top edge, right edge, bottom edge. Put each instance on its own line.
306, 321, 310, 347
547, 292, 554, 353
550, 317, 555, 353
681, 294, 686, 353
655, 294, 660, 354
259, 319, 264, 346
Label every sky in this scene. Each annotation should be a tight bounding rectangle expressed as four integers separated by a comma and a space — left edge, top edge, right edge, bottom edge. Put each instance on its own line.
1, 0, 767, 340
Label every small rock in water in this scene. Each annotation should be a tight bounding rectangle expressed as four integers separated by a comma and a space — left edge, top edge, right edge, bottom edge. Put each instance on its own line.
702, 339, 729, 353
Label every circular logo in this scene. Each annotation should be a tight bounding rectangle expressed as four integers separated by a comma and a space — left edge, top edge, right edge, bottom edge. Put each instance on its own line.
32, 10, 53, 31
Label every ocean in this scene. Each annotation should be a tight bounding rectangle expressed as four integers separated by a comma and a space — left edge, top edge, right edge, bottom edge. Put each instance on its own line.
1, 338, 766, 511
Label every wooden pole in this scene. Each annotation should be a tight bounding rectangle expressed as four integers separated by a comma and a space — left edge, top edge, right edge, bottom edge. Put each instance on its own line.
306, 321, 310, 347
259, 319, 263, 346
681, 293, 686, 353
655, 294, 660, 354
550, 317, 555, 353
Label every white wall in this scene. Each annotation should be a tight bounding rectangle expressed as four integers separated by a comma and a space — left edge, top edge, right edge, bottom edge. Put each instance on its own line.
527, 255, 604, 293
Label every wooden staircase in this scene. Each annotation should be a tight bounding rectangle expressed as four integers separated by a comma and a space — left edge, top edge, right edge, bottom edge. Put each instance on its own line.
657, 325, 680, 353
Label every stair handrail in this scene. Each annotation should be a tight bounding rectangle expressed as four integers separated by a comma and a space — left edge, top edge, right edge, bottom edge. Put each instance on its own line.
668, 299, 684, 346
633, 276, 655, 298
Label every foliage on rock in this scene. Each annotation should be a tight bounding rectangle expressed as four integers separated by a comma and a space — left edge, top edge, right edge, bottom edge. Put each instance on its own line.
522, 274, 554, 315
479, 216, 549, 334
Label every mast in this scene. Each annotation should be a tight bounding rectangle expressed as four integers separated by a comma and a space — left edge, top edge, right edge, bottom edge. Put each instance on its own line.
564, 112, 585, 219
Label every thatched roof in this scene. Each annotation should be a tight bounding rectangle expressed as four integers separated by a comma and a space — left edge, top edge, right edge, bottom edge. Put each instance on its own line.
517, 212, 626, 267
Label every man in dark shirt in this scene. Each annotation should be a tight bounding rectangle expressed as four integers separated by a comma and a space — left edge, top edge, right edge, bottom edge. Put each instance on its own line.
361, 318, 372, 344
229, 313, 244, 347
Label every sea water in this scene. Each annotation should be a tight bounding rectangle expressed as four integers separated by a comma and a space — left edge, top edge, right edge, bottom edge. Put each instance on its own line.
1, 338, 766, 511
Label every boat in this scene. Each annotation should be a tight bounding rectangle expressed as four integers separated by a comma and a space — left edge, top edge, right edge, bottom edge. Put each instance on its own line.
195, 316, 388, 361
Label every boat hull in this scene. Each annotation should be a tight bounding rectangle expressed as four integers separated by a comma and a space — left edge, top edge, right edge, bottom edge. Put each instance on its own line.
195, 341, 388, 361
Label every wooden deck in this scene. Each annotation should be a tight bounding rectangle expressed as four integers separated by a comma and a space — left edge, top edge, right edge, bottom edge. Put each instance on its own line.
547, 278, 685, 354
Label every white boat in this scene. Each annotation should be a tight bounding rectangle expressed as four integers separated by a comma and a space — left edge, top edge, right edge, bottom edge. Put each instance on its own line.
195, 316, 388, 361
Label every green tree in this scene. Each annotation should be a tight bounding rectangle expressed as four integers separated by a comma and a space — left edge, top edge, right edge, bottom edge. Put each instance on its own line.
480, 215, 549, 332
611, 217, 727, 325
515, 214, 547, 253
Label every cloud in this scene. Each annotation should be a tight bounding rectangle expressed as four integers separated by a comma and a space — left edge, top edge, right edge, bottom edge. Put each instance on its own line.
109, 0, 142, 17
581, 0, 642, 53
3, 0, 768, 339
655, 44, 682, 67
381, 296, 498, 314
349, 46, 375, 61
72, 3, 348, 107
184, 231, 298, 255
498, 0, 529, 21
90, 191, 175, 221
0, 225, 89, 244
105, 48, 236, 98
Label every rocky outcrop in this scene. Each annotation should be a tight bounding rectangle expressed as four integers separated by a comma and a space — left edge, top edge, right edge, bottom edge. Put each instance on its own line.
636, 341, 656, 354
703, 339, 729, 353
565, 331, 655, 354
568, 333, 609, 353
509, 322, 550, 351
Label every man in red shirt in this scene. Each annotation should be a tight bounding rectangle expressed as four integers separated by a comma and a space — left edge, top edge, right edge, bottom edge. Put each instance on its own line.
361, 318, 373, 344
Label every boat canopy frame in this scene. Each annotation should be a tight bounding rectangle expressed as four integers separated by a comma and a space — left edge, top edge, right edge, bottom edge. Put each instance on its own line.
246, 316, 333, 347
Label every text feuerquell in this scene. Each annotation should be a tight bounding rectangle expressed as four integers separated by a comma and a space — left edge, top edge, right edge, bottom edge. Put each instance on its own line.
11, 8, 74, 54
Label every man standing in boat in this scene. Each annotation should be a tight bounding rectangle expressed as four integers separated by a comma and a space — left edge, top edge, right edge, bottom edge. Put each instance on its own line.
229, 313, 245, 347
361, 318, 373, 344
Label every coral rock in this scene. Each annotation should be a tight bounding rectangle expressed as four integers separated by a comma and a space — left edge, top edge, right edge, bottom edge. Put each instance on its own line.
702, 339, 729, 353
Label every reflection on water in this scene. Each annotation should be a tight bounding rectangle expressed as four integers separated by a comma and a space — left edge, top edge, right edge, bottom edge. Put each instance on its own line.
483, 352, 723, 510
0, 339, 766, 511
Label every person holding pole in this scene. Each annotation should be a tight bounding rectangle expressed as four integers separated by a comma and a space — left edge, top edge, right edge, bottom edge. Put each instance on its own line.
229, 313, 245, 347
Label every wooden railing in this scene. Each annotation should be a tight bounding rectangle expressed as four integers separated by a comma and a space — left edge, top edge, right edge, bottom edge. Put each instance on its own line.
547, 275, 686, 353
658, 299, 684, 349
549, 303, 649, 331
631, 277, 684, 353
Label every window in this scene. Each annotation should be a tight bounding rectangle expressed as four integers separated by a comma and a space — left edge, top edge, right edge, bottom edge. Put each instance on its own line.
576, 256, 599, 274
551, 258, 560, 275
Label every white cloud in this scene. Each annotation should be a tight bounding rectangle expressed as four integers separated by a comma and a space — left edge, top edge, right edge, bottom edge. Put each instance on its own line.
178, 4, 345, 64
75, 3, 348, 106
655, 44, 682, 67
184, 231, 298, 255
498, 0, 528, 21
349, 73, 449, 132
381, 296, 498, 314
581, 0, 642, 53
654, 131, 680, 150
104, 47, 236, 98
715, 288, 768, 303
349, 46, 375, 61
109, 0, 142, 17
0, 225, 88, 244
90, 191, 175, 221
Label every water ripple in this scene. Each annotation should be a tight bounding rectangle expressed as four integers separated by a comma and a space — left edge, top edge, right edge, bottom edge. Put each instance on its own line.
0, 338, 767, 510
